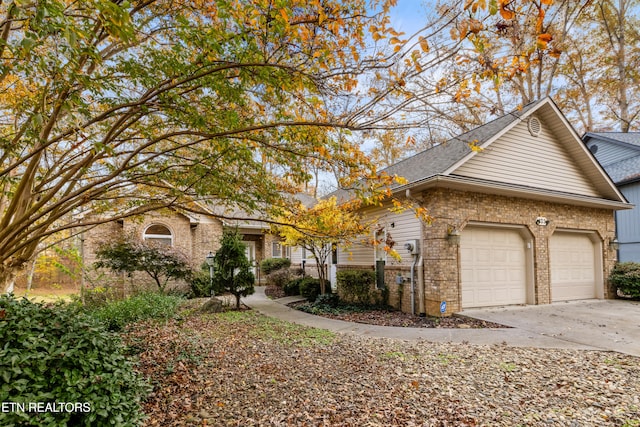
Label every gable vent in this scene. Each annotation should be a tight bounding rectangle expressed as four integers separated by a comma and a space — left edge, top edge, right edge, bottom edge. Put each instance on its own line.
528, 117, 542, 136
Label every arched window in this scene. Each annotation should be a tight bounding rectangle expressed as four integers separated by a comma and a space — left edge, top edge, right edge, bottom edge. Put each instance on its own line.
143, 224, 173, 246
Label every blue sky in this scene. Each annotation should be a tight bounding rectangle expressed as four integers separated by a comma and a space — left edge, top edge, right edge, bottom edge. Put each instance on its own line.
388, 1, 430, 37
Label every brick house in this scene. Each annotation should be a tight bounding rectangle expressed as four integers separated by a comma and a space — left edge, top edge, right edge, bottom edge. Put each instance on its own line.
332, 97, 630, 316
81, 206, 281, 289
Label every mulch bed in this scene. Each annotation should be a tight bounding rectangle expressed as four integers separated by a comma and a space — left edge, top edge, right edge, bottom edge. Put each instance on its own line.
265, 285, 507, 329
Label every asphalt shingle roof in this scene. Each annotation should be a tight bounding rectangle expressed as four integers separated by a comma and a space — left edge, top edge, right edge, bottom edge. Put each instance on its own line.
585, 133, 640, 184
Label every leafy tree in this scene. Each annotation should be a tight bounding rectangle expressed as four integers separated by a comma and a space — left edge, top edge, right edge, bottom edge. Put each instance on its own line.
94, 238, 193, 293
0, 0, 433, 292
275, 197, 370, 295
0, 0, 585, 293
212, 229, 255, 309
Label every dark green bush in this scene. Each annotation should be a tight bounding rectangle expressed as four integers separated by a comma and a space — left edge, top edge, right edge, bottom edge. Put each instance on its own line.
260, 257, 291, 275
0, 295, 150, 426
284, 277, 304, 296
189, 263, 213, 298
299, 277, 321, 302
337, 269, 376, 304
89, 292, 183, 331
610, 262, 640, 299
314, 292, 340, 307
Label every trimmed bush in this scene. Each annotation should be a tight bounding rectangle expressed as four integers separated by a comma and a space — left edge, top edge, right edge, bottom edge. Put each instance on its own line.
337, 269, 376, 304
89, 292, 183, 331
284, 277, 304, 296
260, 258, 291, 275
265, 269, 291, 288
0, 295, 150, 426
610, 262, 640, 299
299, 277, 321, 302
189, 264, 214, 298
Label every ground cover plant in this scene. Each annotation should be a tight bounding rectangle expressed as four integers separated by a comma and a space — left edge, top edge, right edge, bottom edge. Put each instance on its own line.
124, 309, 640, 426
0, 295, 150, 426
86, 292, 184, 331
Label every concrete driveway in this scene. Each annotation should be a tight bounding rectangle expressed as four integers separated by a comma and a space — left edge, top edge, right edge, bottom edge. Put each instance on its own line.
462, 299, 640, 357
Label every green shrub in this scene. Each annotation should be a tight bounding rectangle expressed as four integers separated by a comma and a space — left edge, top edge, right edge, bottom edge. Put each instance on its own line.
610, 262, 640, 299
299, 277, 321, 302
260, 257, 291, 275
189, 264, 213, 298
337, 269, 376, 304
0, 295, 150, 426
284, 277, 304, 296
89, 292, 183, 331
314, 292, 340, 307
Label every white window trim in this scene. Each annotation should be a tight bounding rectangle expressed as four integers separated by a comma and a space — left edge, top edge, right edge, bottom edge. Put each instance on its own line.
272, 242, 290, 259
143, 224, 174, 247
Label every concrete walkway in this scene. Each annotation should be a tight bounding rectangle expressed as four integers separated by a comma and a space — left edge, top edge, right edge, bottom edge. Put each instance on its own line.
242, 287, 605, 353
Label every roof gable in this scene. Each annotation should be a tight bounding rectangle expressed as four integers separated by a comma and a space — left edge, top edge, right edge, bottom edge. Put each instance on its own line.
434, 98, 623, 202
332, 98, 627, 207
451, 110, 600, 197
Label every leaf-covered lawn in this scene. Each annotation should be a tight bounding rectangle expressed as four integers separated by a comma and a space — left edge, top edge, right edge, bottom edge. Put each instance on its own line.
125, 311, 640, 426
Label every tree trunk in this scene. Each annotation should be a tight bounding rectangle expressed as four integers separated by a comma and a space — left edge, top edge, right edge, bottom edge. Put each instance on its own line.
1, 267, 17, 294
26, 257, 37, 292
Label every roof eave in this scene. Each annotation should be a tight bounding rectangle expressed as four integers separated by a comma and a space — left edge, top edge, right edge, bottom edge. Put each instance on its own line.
397, 175, 633, 210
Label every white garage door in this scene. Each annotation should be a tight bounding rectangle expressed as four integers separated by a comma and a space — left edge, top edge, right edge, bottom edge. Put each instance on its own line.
461, 226, 527, 308
550, 233, 596, 301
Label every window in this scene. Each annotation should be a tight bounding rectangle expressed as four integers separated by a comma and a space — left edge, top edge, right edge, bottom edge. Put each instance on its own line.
272, 242, 290, 258
143, 224, 173, 246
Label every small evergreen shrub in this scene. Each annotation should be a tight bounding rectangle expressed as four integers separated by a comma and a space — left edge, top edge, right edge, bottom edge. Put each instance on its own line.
299, 277, 321, 302
0, 295, 150, 426
610, 262, 640, 299
260, 258, 291, 275
89, 292, 183, 331
189, 263, 213, 298
337, 269, 376, 304
284, 277, 304, 296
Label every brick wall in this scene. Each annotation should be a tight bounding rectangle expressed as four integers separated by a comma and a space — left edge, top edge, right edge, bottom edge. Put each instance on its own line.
82, 210, 224, 292
418, 188, 617, 316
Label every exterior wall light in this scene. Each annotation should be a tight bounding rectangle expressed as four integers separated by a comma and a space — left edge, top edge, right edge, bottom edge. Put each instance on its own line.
610, 237, 620, 251
447, 227, 461, 245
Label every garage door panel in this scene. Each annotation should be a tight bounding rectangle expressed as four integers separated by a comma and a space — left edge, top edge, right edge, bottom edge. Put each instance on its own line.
550, 233, 596, 302
461, 227, 527, 308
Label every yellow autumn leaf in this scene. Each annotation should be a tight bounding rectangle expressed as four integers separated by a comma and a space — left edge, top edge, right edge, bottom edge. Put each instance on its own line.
419, 36, 429, 53
500, 5, 514, 20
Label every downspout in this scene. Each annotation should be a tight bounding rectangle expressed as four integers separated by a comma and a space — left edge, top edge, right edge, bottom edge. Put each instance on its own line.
410, 255, 417, 315
406, 187, 426, 317
417, 254, 425, 317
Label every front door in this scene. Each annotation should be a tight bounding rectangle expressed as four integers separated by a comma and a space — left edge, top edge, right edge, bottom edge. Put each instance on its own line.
244, 241, 256, 276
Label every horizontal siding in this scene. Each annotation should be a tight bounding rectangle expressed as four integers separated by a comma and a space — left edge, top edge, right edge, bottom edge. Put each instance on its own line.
616, 184, 640, 258
453, 115, 600, 197
337, 204, 422, 267
588, 140, 638, 167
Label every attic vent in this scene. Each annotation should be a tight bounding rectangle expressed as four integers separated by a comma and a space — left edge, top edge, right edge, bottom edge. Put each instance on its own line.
528, 117, 542, 136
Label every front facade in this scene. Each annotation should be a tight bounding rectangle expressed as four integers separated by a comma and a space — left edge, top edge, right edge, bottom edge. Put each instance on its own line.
82, 208, 279, 289
583, 132, 640, 262
336, 98, 629, 316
